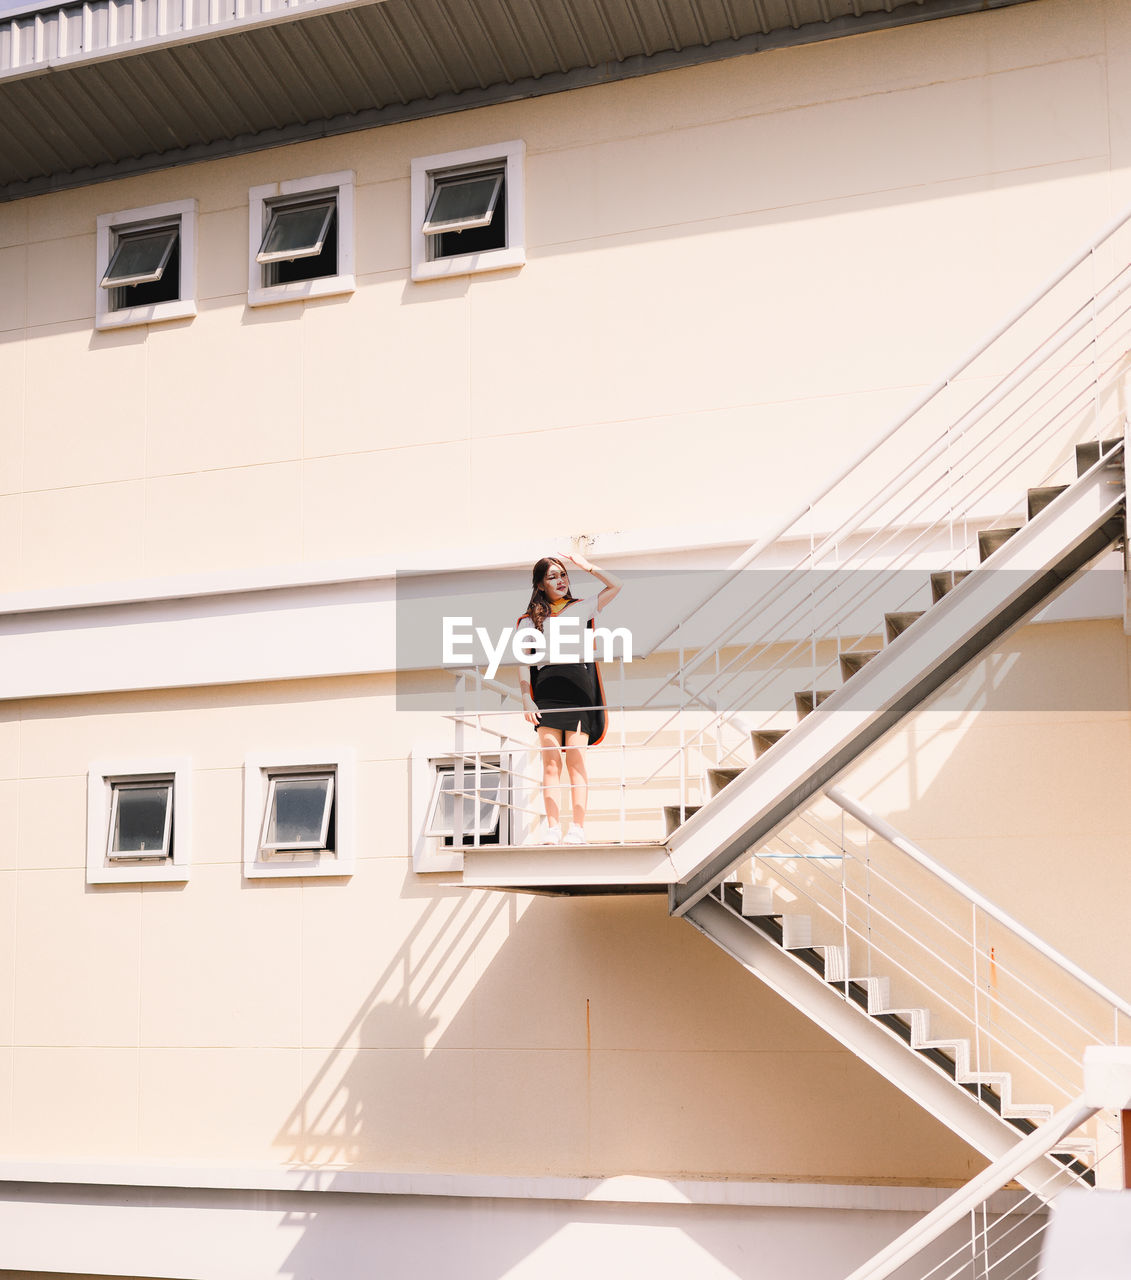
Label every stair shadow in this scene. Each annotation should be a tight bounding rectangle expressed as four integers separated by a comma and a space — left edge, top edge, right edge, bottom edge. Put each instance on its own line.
270, 867, 987, 1279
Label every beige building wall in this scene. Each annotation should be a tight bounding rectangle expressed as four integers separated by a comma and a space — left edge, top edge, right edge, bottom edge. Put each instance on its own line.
0, 671, 987, 1181
1, 2, 1130, 1270
0, 612, 1125, 1180
0, 0, 1130, 594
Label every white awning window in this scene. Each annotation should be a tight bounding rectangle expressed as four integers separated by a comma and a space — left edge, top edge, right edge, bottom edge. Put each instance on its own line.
425, 764, 502, 839
259, 772, 335, 852
106, 779, 174, 860
256, 197, 336, 264
422, 170, 503, 236
100, 224, 178, 288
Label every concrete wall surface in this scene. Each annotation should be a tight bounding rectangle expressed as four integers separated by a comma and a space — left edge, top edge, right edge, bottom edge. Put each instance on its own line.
0, 0, 1130, 594
0, 1181, 1043, 1280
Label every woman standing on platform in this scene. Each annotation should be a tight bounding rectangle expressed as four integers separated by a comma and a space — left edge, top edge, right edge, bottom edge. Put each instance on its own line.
519, 551, 622, 845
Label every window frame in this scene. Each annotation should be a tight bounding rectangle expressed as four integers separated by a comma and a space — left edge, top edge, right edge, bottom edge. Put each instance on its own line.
86, 757, 192, 885
105, 777, 174, 861
410, 141, 525, 282
258, 770, 336, 854
94, 199, 197, 331
422, 170, 504, 237
248, 171, 355, 307
424, 761, 505, 843
243, 748, 356, 879
256, 196, 337, 266
101, 224, 179, 289
411, 744, 523, 873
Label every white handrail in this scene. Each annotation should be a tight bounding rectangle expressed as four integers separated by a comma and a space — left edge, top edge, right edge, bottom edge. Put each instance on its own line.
827, 786, 1131, 1021
843, 1098, 1098, 1280
646, 264, 1131, 699
644, 198, 1131, 659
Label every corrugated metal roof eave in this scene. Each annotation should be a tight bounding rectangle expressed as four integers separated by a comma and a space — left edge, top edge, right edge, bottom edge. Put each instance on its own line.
0, 0, 1039, 203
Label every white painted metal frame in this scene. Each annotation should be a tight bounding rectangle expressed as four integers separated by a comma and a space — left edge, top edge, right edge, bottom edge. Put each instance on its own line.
410, 735, 528, 874
105, 778, 173, 860
424, 764, 504, 840
94, 197, 196, 331
827, 786, 1131, 1025
242, 747, 355, 879
258, 772, 335, 852
86, 756, 192, 884
843, 1098, 1100, 1280
410, 141, 525, 282
681, 891, 1084, 1197
667, 448, 1126, 909
247, 171, 355, 307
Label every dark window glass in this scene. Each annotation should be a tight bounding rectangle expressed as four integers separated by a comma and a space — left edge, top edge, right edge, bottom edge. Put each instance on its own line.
265, 776, 333, 847
112, 784, 171, 854
270, 208, 338, 285
112, 236, 180, 310
436, 183, 506, 260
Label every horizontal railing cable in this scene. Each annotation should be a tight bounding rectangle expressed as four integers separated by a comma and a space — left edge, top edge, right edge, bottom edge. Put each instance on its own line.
643, 204, 1131, 661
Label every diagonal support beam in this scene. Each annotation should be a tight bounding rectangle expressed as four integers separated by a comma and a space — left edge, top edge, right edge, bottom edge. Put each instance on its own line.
668, 450, 1125, 915
683, 892, 1088, 1198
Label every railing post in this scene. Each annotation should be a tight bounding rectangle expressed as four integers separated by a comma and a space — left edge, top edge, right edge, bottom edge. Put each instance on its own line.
678, 641, 686, 825
453, 672, 466, 850
472, 672, 482, 848
972, 902, 982, 1079
618, 656, 627, 846
1119, 1107, 1131, 1189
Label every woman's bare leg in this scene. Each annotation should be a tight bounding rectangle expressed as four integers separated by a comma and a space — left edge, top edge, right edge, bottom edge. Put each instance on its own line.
563, 729, 590, 826
536, 726, 564, 826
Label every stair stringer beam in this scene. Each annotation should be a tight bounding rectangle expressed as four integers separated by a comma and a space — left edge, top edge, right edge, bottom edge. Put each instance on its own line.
683, 893, 1082, 1197
668, 453, 1125, 913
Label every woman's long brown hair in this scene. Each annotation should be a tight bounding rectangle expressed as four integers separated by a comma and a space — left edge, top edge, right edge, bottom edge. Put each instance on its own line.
523, 556, 575, 632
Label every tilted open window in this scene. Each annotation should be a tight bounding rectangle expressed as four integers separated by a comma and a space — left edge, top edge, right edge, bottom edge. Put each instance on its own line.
411, 142, 525, 282
248, 172, 354, 306
106, 778, 174, 861
95, 199, 197, 330
87, 758, 192, 884
425, 762, 504, 846
259, 771, 336, 854
244, 749, 356, 879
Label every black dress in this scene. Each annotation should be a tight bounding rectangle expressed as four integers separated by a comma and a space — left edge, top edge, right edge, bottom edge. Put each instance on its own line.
522, 598, 608, 744
531, 659, 606, 741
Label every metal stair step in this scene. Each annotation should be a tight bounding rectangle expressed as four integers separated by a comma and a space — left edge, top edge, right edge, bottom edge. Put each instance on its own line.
664, 804, 701, 836
751, 728, 788, 757
839, 650, 881, 680
921, 1038, 973, 1077
930, 570, 970, 603
710, 889, 1096, 1183
1075, 437, 1123, 477
1027, 484, 1068, 520
884, 610, 925, 642
716, 891, 1082, 1165
875, 1005, 932, 1044
977, 526, 1022, 561
794, 690, 834, 719
738, 882, 774, 915
707, 767, 744, 797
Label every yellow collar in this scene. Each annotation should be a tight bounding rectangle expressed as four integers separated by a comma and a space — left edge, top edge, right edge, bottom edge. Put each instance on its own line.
548, 597, 571, 615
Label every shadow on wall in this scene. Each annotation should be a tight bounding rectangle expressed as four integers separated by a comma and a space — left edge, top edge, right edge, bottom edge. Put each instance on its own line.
267, 857, 986, 1279
847, 617, 1131, 989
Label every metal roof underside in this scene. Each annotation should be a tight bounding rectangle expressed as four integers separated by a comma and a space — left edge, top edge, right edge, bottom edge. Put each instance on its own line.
0, 0, 1035, 202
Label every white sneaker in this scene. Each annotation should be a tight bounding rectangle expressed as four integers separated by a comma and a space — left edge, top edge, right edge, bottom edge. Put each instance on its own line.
526, 821, 562, 846
563, 824, 588, 845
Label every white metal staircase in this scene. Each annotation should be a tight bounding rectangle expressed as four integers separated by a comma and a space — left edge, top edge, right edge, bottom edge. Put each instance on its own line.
667, 441, 1127, 911
441, 206, 1131, 1275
